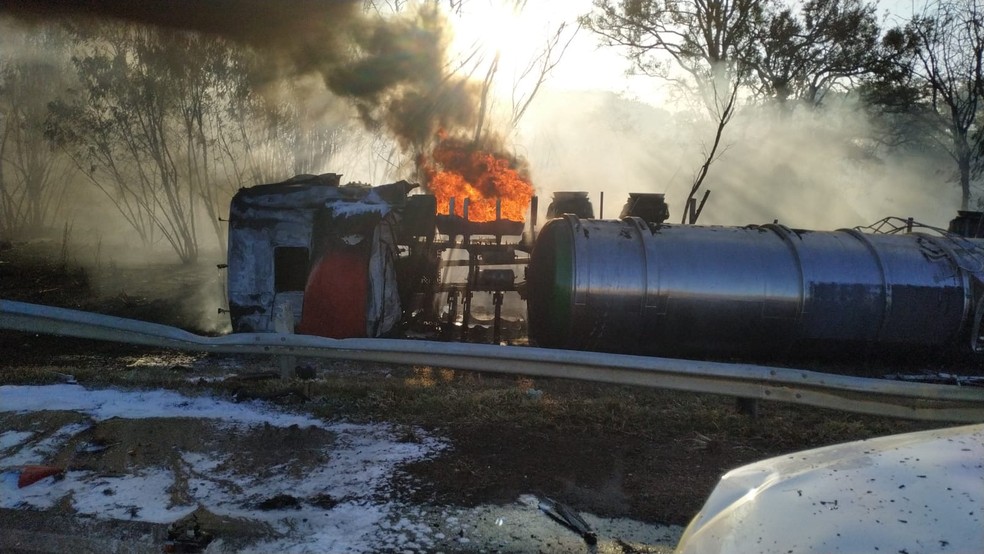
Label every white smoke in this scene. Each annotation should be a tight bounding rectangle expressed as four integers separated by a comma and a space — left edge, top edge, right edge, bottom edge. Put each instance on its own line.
516, 89, 960, 230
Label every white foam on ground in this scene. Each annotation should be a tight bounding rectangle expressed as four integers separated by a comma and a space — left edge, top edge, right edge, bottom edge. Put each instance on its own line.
1, 422, 92, 466
0, 384, 682, 552
0, 384, 324, 428
0, 384, 447, 551
0, 431, 34, 452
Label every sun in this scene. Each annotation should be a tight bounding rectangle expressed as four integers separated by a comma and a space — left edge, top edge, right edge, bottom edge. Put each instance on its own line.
446, 1, 563, 91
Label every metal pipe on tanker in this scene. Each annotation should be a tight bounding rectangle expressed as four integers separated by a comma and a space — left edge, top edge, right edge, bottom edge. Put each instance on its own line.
527, 215, 984, 357
530, 195, 538, 236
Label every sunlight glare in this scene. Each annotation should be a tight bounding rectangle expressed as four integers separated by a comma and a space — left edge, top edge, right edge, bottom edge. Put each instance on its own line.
447, 1, 556, 88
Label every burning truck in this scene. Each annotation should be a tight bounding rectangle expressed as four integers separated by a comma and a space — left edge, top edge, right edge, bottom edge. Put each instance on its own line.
227, 136, 538, 345
226, 163, 984, 361
226, 171, 533, 344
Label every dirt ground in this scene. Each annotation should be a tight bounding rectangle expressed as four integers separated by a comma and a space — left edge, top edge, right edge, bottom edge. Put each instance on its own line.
1, 240, 981, 551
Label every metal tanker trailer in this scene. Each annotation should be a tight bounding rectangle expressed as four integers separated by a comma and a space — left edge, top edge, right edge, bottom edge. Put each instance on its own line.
527, 215, 984, 357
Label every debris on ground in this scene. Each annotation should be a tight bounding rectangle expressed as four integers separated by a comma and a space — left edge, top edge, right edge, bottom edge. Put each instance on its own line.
17, 465, 63, 488
256, 494, 301, 511
165, 510, 214, 553
538, 496, 598, 545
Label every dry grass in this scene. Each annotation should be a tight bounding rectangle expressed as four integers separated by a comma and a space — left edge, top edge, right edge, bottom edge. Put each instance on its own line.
1, 344, 943, 450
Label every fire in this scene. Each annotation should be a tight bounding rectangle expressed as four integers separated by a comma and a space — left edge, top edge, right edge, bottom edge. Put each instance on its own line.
419, 135, 534, 222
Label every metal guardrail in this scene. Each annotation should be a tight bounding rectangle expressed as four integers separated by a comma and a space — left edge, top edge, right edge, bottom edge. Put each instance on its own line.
2, 299, 983, 422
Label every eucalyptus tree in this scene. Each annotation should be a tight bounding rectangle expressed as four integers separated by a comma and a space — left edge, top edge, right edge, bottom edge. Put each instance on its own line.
868, 0, 984, 210
49, 24, 328, 260
0, 26, 75, 239
583, 0, 765, 222
755, 0, 882, 108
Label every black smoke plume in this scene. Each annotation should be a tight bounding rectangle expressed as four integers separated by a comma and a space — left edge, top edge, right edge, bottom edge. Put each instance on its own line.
1, 0, 480, 151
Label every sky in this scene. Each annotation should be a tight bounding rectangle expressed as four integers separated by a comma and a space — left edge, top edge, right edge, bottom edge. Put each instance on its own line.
437, 0, 964, 230
447, 0, 921, 101
447, 0, 662, 100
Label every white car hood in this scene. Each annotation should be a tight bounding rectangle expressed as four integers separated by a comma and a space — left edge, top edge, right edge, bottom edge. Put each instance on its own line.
675, 423, 984, 554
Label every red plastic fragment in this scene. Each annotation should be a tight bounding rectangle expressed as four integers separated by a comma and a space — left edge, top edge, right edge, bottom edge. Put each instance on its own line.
17, 465, 63, 488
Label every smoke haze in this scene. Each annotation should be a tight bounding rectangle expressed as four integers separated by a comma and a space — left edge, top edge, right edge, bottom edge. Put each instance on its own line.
2, 0, 963, 231
0, 1, 966, 333
1, 0, 480, 152
518, 90, 959, 231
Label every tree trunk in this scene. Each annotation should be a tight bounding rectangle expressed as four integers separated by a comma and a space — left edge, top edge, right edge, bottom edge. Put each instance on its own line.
955, 130, 972, 211
959, 153, 971, 211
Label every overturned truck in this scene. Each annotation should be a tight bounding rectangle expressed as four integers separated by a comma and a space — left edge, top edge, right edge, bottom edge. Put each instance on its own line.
227, 174, 436, 338
227, 174, 984, 360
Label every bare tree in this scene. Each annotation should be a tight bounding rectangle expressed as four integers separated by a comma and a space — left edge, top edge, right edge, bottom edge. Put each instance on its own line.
508, 20, 581, 129
436, 1, 581, 147
681, 77, 738, 223
49, 23, 352, 260
0, 27, 75, 239
875, 0, 984, 210
212, 50, 297, 189
176, 34, 233, 254
584, 0, 763, 222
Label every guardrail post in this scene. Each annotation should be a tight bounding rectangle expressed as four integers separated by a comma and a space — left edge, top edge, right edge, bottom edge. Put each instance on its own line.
273, 302, 296, 379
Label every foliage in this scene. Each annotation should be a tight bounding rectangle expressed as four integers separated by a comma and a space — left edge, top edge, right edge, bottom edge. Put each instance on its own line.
583, 0, 765, 221
584, 0, 882, 107
584, 0, 764, 110
755, 0, 882, 107
582, 0, 984, 216
46, 22, 353, 262
49, 25, 211, 262
865, 0, 984, 210
0, 27, 76, 239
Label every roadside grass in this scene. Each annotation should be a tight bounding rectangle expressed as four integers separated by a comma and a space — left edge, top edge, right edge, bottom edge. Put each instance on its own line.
0, 349, 940, 460
0, 339, 950, 527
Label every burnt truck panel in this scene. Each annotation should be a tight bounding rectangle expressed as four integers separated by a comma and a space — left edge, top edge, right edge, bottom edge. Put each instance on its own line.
298, 187, 405, 338
227, 174, 343, 333
227, 176, 432, 336
527, 216, 984, 357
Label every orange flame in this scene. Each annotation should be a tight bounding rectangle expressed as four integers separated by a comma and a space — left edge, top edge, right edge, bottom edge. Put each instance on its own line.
419, 135, 534, 222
